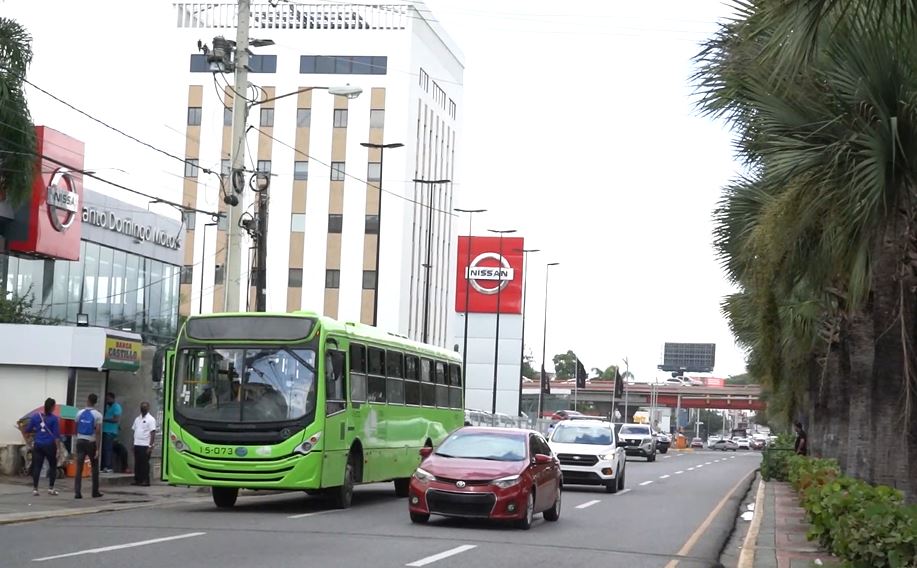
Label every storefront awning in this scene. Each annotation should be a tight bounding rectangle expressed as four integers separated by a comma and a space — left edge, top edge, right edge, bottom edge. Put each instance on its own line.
0, 324, 143, 372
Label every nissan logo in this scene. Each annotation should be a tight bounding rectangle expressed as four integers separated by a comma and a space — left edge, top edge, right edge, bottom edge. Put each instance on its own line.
465, 252, 515, 295
46, 168, 80, 232
455, 480, 466, 488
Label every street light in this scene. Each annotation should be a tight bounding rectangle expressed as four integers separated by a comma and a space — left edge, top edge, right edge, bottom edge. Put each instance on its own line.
199, 220, 219, 313
537, 262, 560, 420
251, 84, 363, 106
413, 178, 451, 343
361, 142, 404, 327
515, 248, 540, 417
455, 208, 487, 377
488, 228, 517, 415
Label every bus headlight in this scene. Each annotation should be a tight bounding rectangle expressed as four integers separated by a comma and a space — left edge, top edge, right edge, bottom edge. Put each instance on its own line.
169, 433, 187, 453
294, 433, 322, 455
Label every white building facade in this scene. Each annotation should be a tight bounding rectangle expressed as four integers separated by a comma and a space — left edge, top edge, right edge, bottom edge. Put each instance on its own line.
174, 1, 464, 347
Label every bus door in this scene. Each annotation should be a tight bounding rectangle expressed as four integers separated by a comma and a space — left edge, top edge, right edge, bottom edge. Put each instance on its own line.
323, 342, 349, 455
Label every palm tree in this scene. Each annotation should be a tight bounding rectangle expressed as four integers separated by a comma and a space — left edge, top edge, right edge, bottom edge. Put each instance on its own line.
696, 1, 917, 499
0, 17, 35, 204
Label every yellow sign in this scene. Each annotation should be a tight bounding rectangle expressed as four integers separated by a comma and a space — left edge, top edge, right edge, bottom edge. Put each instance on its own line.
104, 336, 141, 372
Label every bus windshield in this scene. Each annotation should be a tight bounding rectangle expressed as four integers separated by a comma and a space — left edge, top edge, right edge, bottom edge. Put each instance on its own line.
174, 347, 317, 423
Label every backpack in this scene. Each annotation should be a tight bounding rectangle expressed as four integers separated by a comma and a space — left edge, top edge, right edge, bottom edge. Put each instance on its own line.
77, 409, 96, 436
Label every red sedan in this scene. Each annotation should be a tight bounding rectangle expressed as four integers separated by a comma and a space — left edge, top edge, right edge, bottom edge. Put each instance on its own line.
408, 427, 562, 530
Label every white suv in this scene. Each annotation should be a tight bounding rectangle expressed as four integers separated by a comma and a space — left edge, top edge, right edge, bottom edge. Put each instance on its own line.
617, 423, 658, 462
547, 419, 626, 493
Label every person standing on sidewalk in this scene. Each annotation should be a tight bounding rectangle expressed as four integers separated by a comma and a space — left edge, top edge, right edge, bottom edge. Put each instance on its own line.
101, 392, 122, 473
22, 398, 61, 496
794, 421, 808, 456
74, 394, 104, 499
131, 401, 157, 486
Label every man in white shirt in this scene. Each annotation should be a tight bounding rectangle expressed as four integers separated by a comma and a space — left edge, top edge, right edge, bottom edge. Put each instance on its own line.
74, 393, 104, 499
131, 401, 157, 486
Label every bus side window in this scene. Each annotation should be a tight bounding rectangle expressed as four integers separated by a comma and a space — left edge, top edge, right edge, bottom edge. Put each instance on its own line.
404, 355, 420, 405
350, 343, 367, 404
420, 359, 435, 407
435, 361, 449, 408
325, 349, 346, 415
368, 347, 386, 403
386, 351, 405, 405
449, 364, 462, 409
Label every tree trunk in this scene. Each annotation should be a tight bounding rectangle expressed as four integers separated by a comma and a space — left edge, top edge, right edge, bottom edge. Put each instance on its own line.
845, 305, 875, 481
821, 336, 848, 469
807, 354, 826, 457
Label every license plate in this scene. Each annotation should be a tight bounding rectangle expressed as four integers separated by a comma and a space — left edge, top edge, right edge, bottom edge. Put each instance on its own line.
200, 446, 235, 456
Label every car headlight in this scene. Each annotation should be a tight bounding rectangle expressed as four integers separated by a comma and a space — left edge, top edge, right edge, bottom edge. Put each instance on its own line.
601, 453, 617, 461
492, 475, 521, 489
413, 468, 435, 483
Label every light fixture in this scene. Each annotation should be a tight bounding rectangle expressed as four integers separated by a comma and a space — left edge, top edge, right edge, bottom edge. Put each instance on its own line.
328, 84, 363, 99
76, 313, 89, 327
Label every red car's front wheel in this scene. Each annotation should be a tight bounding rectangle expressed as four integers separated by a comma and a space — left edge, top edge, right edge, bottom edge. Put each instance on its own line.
517, 490, 535, 530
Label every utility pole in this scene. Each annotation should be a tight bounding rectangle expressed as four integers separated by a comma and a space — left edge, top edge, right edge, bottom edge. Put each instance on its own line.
362, 142, 404, 326
224, 0, 251, 312
253, 176, 269, 311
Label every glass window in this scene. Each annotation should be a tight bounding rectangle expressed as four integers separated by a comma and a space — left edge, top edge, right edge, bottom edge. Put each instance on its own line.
435, 431, 526, 462
299, 56, 316, 73
325, 349, 347, 415
405, 356, 418, 380
184, 159, 199, 178
370, 56, 387, 74
248, 54, 277, 73
81, 242, 100, 324
449, 385, 462, 409
362, 271, 376, 290
288, 268, 303, 288
294, 161, 309, 180
325, 269, 340, 289
367, 162, 381, 181
110, 250, 127, 327
328, 214, 343, 233
420, 359, 435, 407
190, 54, 210, 72
330, 162, 345, 181
96, 246, 113, 328
187, 107, 202, 126
135, 258, 147, 331
367, 347, 385, 403
386, 351, 403, 378
296, 108, 311, 128
257, 160, 272, 175
49, 260, 69, 322
122, 253, 138, 330
369, 109, 384, 128
365, 215, 379, 234
387, 377, 404, 405
404, 377, 421, 406
368, 348, 385, 375
181, 265, 193, 285
315, 56, 334, 74
435, 361, 449, 407
214, 264, 225, 285
291, 213, 306, 232
182, 210, 196, 231
260, 107, 274, 127
351, 56, 372, 74
217, 214, 229, 231
350, 343, 366, 402
334, 56, 352, 74
223, 107, 232, 126
147, 260, 163, 334
333, 109, 348, 128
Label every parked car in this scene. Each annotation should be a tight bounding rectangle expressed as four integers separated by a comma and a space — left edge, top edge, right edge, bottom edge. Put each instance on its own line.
548, 420, 626, 493
617, 423, 657, 461
734, 437, 751, 450
654, 431, 671, 453
408, 427, 562, 530
690, 437, 704, 448
664, 377, 691, 386
710, 438, 739, 451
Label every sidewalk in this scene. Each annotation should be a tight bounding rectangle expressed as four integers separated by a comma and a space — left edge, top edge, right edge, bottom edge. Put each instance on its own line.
0, 469, 209, 525
722, 477, 839, 567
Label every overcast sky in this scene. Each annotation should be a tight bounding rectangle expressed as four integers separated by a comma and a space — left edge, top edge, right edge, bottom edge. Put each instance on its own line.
4, 0, 747, 381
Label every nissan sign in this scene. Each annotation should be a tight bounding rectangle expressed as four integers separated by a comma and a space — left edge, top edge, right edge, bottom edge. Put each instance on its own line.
46, 168, 80, 232
455, 236, 525, 314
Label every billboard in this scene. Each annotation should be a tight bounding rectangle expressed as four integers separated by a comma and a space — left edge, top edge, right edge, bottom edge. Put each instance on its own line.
658, 342, 716, 373
455, 236, 524, 314
7, 127, 85, 260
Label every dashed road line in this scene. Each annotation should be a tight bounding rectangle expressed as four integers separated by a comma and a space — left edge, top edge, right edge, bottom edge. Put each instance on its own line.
659, 474, 670, 479
33, 532, 206, 562
705, 462, 712, 465
288, 509, 344, 519
687, 467, 695, 471
617, 488, 632, 495
696, 465, 704, 469
576, 499, 601, 509
675, 470, 684, 475
406, 545, 477, 567
639, 480, 654, 486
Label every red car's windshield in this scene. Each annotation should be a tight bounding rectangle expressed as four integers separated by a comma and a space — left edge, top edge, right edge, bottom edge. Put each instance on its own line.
435, 431, 526, 462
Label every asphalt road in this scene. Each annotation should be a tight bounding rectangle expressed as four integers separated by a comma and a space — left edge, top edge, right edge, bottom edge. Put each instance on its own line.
0, 450, 761, 568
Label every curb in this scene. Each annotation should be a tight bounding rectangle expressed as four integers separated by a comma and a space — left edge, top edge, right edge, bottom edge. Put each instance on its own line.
738, 478, 766, 568
0, 494, 213, 526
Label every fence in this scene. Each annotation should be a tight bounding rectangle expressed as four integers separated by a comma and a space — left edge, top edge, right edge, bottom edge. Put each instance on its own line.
463, 410, 554, 436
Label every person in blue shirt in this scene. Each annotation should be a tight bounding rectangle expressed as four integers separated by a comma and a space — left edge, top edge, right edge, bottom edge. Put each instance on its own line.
101, 392, 122, 473
23, 398, 61, 496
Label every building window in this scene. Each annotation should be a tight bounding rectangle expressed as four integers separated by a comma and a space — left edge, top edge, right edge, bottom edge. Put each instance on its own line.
293, 161, 309, 180
260, 107, 274, 127
333, 109, 348, 128
328, 214, 343, 233
369, 109, 384, 129
190, 54, 210, 72
223, 107, 232, 126
362, 270, 377, 290
325, 269, 341, 289
182, 211, 196, 231
217, 215, 229, 231
214, 264, 224, 285
187, 107, 202, 126
181, 265, 194, 285
433, 82, 447, 108
419, 68, 429, 91
367, 162, 382, 182
300, 55, 387, 75
184, 159, 199, 178
291, 213, 306, 232
330, 161, 345, 181
248, 54, 277, 73
296, 108, 311, 128
257, 160, 271, 175
221, 159, 231, 176
288, 268, 303, 288
365, 214, 379, 234
448, 99, 457, 120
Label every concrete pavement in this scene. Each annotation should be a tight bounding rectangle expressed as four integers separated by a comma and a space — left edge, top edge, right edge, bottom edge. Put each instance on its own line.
0, 450, 763, 567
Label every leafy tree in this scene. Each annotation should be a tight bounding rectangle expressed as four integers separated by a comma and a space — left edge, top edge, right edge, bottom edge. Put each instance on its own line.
726, 373, 757, 385
590, 365, 619, 380
0, 290, 55, 324
552, 350, 578, 379
0, 18, 36, 204
521, 351, 536, 380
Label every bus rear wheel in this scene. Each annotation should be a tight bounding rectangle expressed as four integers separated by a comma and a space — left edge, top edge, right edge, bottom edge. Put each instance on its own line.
330, 456, 356, 509
394, 478, 410, 498
212, 487, 238, 508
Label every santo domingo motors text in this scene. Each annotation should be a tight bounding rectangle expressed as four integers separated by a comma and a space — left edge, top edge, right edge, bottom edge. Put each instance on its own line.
82, 207, 182, 250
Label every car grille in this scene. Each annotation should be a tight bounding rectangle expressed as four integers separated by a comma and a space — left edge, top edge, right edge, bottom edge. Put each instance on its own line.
557, 454, 599, 466
621, 439, 642, 447
561, 471, 603, 485
426, 490, 496, 517
433, 476, 492, 487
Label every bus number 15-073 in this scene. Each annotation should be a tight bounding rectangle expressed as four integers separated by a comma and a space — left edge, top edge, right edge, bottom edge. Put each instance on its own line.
201, 446, 234, 456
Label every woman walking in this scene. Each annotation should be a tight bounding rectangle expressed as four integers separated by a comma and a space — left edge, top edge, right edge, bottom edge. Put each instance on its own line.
22, 398, 61, 496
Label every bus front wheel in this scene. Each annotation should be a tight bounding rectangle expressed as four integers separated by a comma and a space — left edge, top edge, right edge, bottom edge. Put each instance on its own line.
330, 458, 355, 509
212, 487, 238, 508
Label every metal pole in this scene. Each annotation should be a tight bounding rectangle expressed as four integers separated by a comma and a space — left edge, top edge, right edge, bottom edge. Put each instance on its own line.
224, 0, 251, 313
491, 234, 505, 415
538, 262, 558, 420
623, 381, 629, 422
255, 185, 269, 311
372, 146, 384, 326
518, 254, 529, 416
454, 208, 485, 396
422, 183, 434, 343
199, 222, 216, 314
573, 353, 578, 411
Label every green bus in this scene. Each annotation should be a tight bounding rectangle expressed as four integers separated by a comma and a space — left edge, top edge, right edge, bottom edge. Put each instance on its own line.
161, 312, 464, 508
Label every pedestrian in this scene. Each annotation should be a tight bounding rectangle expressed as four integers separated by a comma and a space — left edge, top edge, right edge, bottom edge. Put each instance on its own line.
101, 392, 122, 473
131, 401, 157, 486
22, 398, 61, 496
74, 393, 104, 499
794, 421, 808, 456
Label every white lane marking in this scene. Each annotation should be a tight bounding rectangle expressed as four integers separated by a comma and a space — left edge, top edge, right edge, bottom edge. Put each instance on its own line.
687, 467, 695, 471
639, 480, 654, 486
675, 470, 684, 475
617, 488, 632, 495
696, 465, 704, 469
705, 462, 712, 465
288, 509, 344, 519
659, 474, 671, 479
33, 532, 206, 562
406, 545, 477, 567
576, 499, 601, 509
677, 454, 685, 457
663, 455, 672, 459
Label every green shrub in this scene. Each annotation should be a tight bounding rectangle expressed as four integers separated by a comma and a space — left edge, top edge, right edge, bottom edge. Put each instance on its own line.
760, 433, 796, 481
